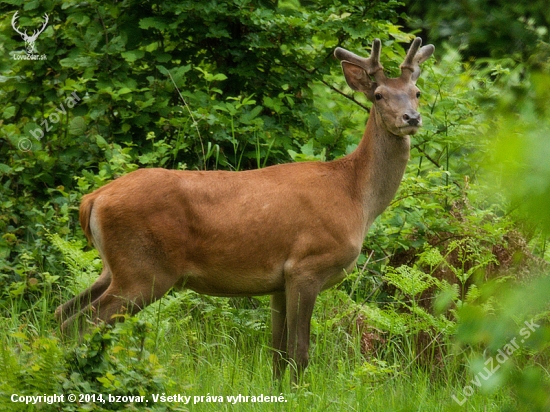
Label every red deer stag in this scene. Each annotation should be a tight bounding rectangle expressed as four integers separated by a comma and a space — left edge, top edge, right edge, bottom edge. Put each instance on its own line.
56, 37, 434, 382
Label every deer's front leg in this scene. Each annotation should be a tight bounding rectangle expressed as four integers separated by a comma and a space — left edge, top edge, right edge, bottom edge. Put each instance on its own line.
284, 277, 319, 383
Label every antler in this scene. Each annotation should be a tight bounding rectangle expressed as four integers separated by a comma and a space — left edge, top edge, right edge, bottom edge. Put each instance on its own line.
29, 14, 49, 41
11, 12, 49, 41
334, 39, 386, 83
11, 11, 27, 38
400, 37, 435, 83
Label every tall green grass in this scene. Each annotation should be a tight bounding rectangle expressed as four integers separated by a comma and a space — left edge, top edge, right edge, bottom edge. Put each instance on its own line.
1, 233, 548, 411
0, 283, 546, 411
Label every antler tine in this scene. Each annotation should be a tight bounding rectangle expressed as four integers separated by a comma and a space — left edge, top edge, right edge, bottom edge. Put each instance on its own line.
334, 39, 385, 82
400, 37, 435, 83
40, 14, 49, 30
11, 11, 26, 36
400, 37, 422, 79
31, 13, 49, 39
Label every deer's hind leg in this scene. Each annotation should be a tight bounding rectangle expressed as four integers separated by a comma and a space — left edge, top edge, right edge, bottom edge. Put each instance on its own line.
59, 265, 176, 336
55, 267, 112, 323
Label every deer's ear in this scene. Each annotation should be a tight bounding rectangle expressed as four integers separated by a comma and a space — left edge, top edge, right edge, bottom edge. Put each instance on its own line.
341, 61, 375, 93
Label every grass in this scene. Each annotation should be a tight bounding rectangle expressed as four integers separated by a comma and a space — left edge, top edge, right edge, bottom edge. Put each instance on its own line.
0, 290, 513, 411
143, 291, 509, 412
1, 260, 548, 411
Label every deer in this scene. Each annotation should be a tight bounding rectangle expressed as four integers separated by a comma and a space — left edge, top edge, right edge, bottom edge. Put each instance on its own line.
55, 37, 434, 382
11, 11, 49, 55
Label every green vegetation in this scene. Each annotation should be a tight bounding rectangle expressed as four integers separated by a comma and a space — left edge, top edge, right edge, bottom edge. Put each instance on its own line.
1, 0, 549, 411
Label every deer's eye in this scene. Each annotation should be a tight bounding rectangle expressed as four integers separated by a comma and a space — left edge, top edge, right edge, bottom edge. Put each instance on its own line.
416, 91, 421, 98
375, 93, 383, 101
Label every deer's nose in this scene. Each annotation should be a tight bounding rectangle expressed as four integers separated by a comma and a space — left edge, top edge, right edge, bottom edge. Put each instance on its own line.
403, 112, 421, 127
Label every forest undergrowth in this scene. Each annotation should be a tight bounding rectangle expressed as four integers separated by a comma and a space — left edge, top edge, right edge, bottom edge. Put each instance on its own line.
1, 1, 549, 411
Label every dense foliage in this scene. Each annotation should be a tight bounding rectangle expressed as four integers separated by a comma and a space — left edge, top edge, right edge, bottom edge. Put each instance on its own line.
403, 0, 550, 67
0, 0, 549, 410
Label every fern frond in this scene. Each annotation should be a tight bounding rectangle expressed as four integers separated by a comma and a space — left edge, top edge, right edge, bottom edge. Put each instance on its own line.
47, 232, 100, 293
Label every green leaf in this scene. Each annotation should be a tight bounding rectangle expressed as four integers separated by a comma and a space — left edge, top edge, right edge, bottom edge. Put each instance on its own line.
0, 163, 12, 174
95, 135, 108, 148
139, 17, 168, 30
155, 52, 172, 63
3, 106, 16, 119
121, 50, 145, 63
240, 105, 263, 124
156, 65, 169, 76
69, 117, 87, 136
70, 12, 90, 26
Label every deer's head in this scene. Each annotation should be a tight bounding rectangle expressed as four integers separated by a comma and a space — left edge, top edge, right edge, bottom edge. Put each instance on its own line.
335, 38, 434, 137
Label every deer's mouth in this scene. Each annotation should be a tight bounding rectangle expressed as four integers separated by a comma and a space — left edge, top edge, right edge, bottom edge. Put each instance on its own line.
398, 125, 421, 136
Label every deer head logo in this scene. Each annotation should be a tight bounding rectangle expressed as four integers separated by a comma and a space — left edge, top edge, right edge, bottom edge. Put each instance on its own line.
11, 11, 49, 55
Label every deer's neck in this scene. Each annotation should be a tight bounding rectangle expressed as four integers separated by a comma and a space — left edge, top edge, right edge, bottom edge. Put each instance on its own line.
345, 106, 410, 228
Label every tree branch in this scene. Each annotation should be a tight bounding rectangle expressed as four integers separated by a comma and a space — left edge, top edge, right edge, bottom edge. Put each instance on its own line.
319, 78, 371, 112
293, 61, 371, 112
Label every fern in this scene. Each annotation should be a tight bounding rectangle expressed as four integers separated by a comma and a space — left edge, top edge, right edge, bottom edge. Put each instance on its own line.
361, 304, 410, 335
48, 232, 100, 294
446, 238, 498, 284
0, 340, 22, 410
25, 337, 65, 393
384, 266, 440, 298
417, 246, 445, 269
0, 335, 65, 411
